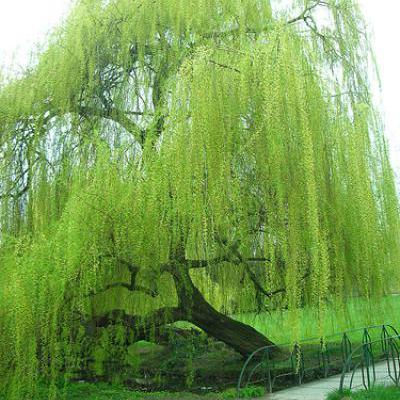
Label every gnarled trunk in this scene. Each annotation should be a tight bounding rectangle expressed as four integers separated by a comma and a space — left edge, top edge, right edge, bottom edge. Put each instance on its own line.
91, 263, 278, 358
189, 284, 276, 357
169, 264, 278, 358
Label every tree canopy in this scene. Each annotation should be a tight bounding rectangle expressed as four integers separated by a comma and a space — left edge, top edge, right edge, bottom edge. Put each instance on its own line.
0, 0, 399, 398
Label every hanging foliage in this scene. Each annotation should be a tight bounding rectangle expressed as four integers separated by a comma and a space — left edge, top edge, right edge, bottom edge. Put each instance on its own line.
0, 0, 399, 398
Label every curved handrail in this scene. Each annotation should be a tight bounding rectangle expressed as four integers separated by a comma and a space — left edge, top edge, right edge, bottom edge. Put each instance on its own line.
339, 332, 400, 391
237, 324, 399, 399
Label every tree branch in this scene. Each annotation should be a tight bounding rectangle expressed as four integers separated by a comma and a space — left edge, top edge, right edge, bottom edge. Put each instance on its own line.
201, 1, 327, 39
89, 282, 159, 298
93, 253, 158, 297
77, 105, 145, 145
89, 307, 186, 341
209, 60, 241, 74
287, 1, 328, 25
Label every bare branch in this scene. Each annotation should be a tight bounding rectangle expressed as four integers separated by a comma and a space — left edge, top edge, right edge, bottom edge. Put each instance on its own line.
209, 60, 241, 74
287, 1, 328, 25
77, 105, 145, 145
89, 282, 159, 298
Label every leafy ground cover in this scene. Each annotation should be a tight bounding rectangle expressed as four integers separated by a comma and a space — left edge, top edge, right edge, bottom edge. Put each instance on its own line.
1, 382, 265, 400
327, 386, 400, 400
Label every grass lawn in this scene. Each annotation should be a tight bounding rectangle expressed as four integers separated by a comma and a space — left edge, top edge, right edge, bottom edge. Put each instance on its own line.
237, 295, 400, 344
327, 386, 400, 400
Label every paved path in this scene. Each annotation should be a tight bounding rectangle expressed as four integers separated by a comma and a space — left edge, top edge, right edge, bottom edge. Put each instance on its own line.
262, 361, 395, 400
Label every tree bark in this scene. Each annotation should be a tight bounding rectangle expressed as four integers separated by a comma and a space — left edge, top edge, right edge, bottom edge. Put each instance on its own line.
169, 264, 279, 358
88, 262, 279, 359
188, 284, 277, 358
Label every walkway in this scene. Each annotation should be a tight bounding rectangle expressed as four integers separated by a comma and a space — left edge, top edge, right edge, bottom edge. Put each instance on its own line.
263, 361, 395, 400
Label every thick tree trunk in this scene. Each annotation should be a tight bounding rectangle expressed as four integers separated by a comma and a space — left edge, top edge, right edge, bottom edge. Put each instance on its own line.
188, 284, 277, 358
89, 263, 279, 359
170, 264, 279, 358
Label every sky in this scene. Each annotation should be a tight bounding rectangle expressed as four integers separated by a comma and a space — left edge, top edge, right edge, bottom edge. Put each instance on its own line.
0, 0, 399, 177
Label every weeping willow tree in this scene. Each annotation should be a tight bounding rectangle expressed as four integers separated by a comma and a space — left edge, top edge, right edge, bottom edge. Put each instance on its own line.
0, 0, 400, 397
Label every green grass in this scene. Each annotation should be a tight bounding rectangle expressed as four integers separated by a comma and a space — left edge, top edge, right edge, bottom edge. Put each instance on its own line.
237, 295, 400, 344
174, 295, 400, 348
327, 386, 400, 400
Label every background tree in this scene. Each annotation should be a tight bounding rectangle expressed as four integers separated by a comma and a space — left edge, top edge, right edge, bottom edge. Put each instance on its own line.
0, 0, 400, 398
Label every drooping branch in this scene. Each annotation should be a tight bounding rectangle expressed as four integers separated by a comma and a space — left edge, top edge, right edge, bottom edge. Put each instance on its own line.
90, 253, 159, 298
201, 0, 328, 39
89, 307, 186, 342
76, 105, 146, 145
183, 255, 282, 299
212, 234, 281, 300
161, 234, 284, 302
287, 0, 328, 25
0, 167, 31, 200
90, 281, 158, 298
209, 60, 241, 74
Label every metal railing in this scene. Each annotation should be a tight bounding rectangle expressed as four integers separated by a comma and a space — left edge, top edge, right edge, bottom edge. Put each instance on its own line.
237, 324, 399, 398
339, 328, 400, 391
